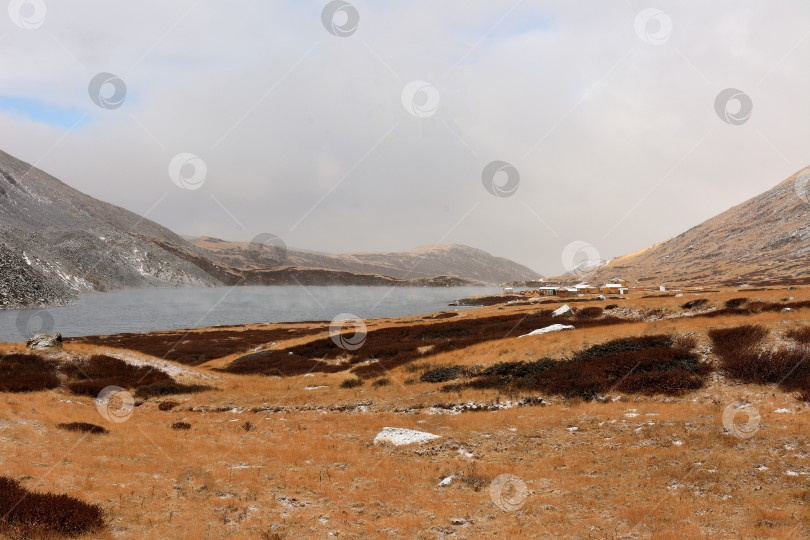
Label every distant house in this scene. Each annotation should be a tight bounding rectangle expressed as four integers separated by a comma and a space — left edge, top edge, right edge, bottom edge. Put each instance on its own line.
555, 287, 578, 297
503, 287, 514, 294
601, 284, 629, 295
538, 287, 558, 296
575, 284, 601, 294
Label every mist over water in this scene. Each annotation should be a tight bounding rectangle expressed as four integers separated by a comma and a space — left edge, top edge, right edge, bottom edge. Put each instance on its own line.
0, 285, 499, 342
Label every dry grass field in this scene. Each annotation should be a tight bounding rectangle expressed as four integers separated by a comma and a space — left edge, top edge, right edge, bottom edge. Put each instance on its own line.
1, 286, 809, 538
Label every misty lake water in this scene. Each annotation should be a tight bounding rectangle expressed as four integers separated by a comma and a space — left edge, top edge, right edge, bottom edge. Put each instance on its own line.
0, 285, 499, 342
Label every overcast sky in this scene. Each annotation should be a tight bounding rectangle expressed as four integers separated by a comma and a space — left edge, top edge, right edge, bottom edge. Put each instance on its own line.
1, 0, 808, 276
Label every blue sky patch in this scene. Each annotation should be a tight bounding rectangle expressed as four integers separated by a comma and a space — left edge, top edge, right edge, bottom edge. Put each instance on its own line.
0, 95, 88, 129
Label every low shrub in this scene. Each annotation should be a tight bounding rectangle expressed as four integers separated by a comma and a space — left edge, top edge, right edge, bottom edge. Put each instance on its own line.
724, 297, 748, 309
63, 355, 172, 397
220, 310, 630, 378
437, 334, 709, 400
575, 306, 604, 319
709, 324, 810, 395
681, 299, 708, 309
707, 325, 769, 362
0, 476, 104, 537
241, 421, 255, 432
56, 422, 108, 435
786, 326, 810, 345
134, 381, 213, 399
67, 326, 323, 366
158, 400, 180, 411
421, 366, 463, 383
604, 304, 619, 310
372, 377, 392, 387
339, 378, 364, 389
0, 354, 61, 393
171, 422, 191, 430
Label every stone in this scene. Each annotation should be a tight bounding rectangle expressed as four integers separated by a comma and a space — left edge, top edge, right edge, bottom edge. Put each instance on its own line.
26, 332, 63, 350
373, 427, 441, 447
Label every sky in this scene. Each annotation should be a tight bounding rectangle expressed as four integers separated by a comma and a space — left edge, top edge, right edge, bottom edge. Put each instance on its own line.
0, 0, 808, 277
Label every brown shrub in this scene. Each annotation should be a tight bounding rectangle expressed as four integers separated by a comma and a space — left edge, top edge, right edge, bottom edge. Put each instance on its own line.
219, 311, 630, 379
171, 422, 191, 430
708, 325, 769, 360
133, 381, 212, 399
339, 378, 364, 389
0, 354, 60, 393
439, 334, 709, 400
681, 298, 708, 309
372, 377, 392, 387
67, 327, 323, 366
56, 422, 108, 435
575, 306, 604, 319
0, 476, 104, 537
709, 324, 810, 394
786, 326, 810, 345
62, 355, 172, 397
158, 401, 180, 411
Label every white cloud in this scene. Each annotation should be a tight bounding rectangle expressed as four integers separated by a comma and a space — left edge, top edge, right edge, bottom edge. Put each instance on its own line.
1, 0, 808, 275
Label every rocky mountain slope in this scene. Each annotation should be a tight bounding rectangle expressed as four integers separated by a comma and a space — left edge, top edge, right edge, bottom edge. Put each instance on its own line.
0, 149, 536, 308
192, 238, 541, 284
0, 149, 223, 308
587, 166, 810, 288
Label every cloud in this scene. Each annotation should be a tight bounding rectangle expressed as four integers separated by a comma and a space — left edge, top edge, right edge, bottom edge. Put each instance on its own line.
1, 0, 808, 276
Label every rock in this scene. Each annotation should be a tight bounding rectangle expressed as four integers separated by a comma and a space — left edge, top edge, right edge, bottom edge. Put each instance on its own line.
596, 295, 606, 300
782, 308, 792, 312
551, 304, 572, 317
26, 332, 63, 349
518, 324, 574, 338
373, 427, 441, 447
439, 476, 454, 487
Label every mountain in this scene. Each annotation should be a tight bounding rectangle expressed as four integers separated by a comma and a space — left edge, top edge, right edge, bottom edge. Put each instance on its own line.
0, 149, 538, 308
0, 149, 223, 308
586, 166, 810, 288
192, 237, 542, 284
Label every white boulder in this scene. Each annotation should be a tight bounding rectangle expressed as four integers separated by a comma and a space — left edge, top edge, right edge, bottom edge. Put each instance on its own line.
373, 427, 441, 447
551, 304, 573, 317
518, 324, 574, 338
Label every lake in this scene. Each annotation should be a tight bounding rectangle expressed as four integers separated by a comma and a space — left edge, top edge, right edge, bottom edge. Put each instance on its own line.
0, 285, 499, 342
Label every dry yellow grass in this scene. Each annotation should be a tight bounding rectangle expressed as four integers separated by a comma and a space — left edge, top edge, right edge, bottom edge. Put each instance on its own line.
1, 286, 809, 538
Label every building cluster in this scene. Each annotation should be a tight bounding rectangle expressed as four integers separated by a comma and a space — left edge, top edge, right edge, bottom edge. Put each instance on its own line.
504, 279, 628, 297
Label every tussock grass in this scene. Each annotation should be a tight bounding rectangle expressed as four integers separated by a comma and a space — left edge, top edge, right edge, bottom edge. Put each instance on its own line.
0, 476, 104, 537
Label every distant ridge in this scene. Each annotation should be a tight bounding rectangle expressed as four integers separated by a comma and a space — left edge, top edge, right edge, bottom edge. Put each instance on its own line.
0, 148, 539, 309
